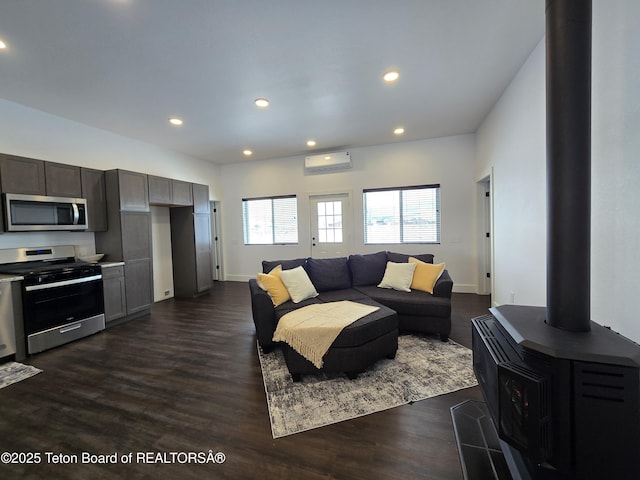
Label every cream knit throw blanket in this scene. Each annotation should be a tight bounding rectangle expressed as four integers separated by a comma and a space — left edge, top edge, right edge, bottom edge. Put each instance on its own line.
272, 301, 380, 369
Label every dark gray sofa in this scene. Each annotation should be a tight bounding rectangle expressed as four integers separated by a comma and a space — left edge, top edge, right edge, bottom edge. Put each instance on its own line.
249, 251, 453, 353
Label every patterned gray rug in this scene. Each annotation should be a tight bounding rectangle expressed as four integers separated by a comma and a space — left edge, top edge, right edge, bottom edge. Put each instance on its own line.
258, 334, 478, 438
0, 362, 42, 389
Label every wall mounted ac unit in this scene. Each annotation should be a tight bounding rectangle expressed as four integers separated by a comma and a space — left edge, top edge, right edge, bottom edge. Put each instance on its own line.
304, 151, 351, 172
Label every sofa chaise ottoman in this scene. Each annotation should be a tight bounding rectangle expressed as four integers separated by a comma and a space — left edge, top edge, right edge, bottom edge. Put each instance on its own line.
280, 297, 399, 381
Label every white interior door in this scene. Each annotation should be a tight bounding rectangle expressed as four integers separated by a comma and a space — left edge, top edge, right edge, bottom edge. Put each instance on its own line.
310, 193, 351, 258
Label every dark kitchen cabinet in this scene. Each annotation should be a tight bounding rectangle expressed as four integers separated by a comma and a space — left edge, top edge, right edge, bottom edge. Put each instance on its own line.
116, 169, 149, 211
193, 212, 213, 291
121, 211, 152, 261
44, 162, 82, 197
123, 258, 153, 315
96, 170, 153, 317
80, 167, 108, 232
148, 175, 172, 205
119, 211, 153, 315
149, 176, 193, 207
170, 205, 213, 298
102, 265, 127, 323
192, 182, 210, 214
0, 154, 46, 195
0, 155, 84, 198
171, 180, 193, 206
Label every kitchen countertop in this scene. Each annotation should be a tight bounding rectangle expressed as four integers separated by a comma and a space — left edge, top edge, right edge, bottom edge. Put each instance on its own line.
99, 262, 125, 268
0, 273, 24, 283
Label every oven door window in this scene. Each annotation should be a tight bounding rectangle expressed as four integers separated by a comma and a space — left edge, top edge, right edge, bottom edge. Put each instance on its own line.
23, 280, 104, 335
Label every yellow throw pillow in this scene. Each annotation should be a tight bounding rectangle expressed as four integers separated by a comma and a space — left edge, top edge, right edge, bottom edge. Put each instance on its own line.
256, 265, 291, 306
408, 257, 445, 294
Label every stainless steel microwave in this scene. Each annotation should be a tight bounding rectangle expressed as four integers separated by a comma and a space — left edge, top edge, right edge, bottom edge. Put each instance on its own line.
3, 193, 88, 231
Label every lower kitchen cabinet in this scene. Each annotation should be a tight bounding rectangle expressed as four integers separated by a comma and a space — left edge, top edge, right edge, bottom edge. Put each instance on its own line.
124, 259, 153, 315
101, 264, 127, 323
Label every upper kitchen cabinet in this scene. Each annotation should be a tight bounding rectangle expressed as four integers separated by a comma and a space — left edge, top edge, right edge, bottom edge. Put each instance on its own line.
80, 167, 108, 232
0, 154, 46, 195
105, 169, 149, 212
171, 180, 193, 206
148, 176, 193, 207
0, 154, 83, 198
44, 162, 82, 197
192, 183, 210, 214
148, 175, 172, 205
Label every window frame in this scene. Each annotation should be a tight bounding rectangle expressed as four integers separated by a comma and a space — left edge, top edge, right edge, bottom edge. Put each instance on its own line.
363, 184, 441, 245
242, 194, 298, 245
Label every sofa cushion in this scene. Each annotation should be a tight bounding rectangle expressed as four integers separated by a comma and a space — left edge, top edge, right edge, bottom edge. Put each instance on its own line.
256, 265, 290, 306
354, 285, 452, 318
306, 257, 352, 292
316, 288, 370, 303
408, 258, 446, 294
262, 257, 307, 274
377, 261, 417, 292
348, 251, 388, 286
387, 252, 435, 264
280, 266, 319, 303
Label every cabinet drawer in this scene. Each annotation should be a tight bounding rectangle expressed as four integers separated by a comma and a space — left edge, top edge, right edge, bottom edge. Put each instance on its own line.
101, 265, 124, 279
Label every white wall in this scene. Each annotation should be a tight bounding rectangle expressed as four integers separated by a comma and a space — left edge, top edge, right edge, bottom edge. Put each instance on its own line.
151, 206, 174, 301
591, 0, 640, 343
0, 99, 220, 297
220, 134, 479, 293
476, 0, 640, 343
475, 39, 546, 308
0, 99, 221, 194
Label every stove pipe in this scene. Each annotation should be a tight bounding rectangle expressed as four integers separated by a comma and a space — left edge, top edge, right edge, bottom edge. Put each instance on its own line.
545, 0, 592, 332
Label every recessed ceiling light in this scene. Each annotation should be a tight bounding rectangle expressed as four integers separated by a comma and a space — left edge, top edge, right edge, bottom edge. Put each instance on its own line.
306, 139, 317, 147
0, 40, 7, 49
383, 70, 400, 82
243, 149, 253, 156
254, 98, 270, 108
394, 127, 405, 135
168, 117, 183, 126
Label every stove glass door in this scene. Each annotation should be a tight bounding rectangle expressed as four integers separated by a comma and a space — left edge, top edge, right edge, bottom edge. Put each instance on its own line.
22, 277, 104, 335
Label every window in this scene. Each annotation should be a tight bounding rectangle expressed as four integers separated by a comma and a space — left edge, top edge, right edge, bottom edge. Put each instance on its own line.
363, 185, 440, 244
242, 195, 298, 244
317, 200, 343, 243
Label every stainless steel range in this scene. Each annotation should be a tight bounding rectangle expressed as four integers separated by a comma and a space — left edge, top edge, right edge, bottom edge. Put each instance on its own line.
0, 245, 105, 355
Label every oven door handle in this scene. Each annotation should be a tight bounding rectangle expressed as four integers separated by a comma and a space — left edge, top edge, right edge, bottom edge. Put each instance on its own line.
24, 274, 103, 292
59, 323, 82, 334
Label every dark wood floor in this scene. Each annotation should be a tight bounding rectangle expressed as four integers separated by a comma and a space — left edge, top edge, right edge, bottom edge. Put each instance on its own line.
0, 282, 490, 480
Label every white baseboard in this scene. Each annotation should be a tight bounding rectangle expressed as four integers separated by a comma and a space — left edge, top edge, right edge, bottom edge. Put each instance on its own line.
451, 284, 478, 294
224, 274, 254, 282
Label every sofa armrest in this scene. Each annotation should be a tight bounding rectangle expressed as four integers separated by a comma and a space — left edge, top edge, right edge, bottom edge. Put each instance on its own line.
433, 269, 453, 298
248, 279, 278, 351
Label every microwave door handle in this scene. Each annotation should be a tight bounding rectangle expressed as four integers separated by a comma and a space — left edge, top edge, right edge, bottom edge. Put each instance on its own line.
72, 203, 80, 225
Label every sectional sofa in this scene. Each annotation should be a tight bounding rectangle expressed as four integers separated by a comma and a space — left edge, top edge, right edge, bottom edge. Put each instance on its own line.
249, 251, 454, 360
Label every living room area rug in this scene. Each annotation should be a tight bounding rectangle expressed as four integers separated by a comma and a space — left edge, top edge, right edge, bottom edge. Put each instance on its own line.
258, 334, 478, 438
0, 362, 42, 390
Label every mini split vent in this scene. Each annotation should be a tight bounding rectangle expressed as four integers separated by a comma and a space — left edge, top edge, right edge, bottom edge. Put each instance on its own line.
304, 151, 351, 173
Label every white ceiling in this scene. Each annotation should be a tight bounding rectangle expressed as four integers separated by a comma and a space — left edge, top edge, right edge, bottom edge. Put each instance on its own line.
0, 0, 544, 164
